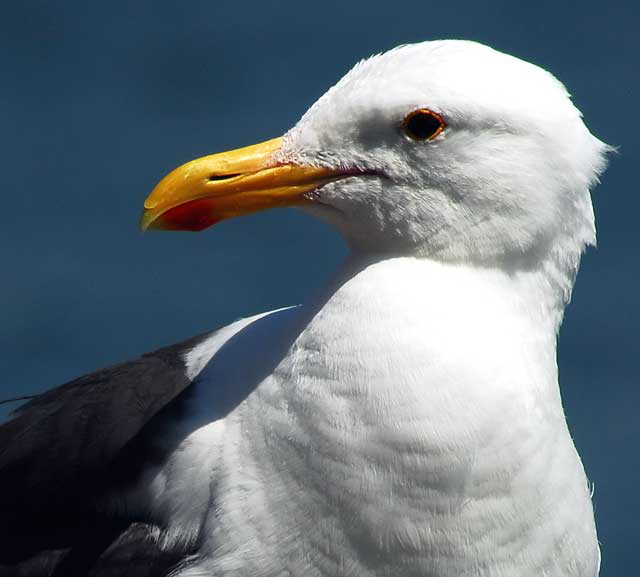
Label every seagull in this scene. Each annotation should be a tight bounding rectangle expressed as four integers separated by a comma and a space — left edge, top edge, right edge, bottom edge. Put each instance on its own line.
0, 40, 609, 577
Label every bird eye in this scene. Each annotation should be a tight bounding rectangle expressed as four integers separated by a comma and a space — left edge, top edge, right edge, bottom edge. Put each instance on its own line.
402, 109, 445, 141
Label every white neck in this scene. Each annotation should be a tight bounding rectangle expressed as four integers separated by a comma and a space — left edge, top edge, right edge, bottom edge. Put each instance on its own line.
179, 253, 598, 577
237, 254, 598, 576
296, 254, 565, 416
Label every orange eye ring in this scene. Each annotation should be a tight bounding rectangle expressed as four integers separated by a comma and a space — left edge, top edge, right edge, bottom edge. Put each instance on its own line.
402, 109, 446, 141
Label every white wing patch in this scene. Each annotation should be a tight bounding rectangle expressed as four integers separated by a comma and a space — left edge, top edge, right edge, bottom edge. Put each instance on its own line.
183, 307, 297, 381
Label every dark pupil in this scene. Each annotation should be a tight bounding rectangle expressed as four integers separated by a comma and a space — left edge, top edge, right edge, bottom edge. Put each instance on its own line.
406, 113, 441, 140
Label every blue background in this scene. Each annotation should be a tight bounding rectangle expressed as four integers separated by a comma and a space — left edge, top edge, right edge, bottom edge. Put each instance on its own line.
1, 1, 637, 574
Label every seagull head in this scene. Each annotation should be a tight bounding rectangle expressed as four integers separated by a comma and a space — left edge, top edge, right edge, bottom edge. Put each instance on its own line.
142, 40, 609, 267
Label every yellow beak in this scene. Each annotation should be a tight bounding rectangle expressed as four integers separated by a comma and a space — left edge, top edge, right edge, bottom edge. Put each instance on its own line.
141, 137, 344, 231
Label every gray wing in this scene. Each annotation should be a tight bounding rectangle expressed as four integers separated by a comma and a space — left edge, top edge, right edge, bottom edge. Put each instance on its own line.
0, 331, 214, 577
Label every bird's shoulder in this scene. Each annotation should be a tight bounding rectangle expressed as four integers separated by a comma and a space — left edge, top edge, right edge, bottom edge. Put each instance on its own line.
0, 307, 294, 574
0, 307, 293, 512
0, 330, 208, 509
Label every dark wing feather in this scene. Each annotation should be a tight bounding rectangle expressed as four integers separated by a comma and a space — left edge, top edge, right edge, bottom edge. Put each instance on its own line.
86, 523, 194, 577
0, 522, 194, 577
0, 331, 213, 575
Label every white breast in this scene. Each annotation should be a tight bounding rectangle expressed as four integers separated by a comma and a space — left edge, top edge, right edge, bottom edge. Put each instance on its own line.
144, 257, 599, 577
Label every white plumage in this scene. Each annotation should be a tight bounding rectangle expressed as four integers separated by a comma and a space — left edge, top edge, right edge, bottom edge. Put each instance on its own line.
119, 40, 609, 576
0, 39, 608, 576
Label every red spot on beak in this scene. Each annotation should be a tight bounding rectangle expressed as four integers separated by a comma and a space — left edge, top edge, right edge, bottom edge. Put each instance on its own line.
155, 198, 222, 231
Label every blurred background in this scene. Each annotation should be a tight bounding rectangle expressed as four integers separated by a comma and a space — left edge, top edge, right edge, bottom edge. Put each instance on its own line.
0, 0, 637, 573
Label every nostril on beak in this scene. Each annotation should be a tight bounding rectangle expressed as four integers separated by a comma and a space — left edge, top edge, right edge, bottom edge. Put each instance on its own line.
208, 173, 241, 182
